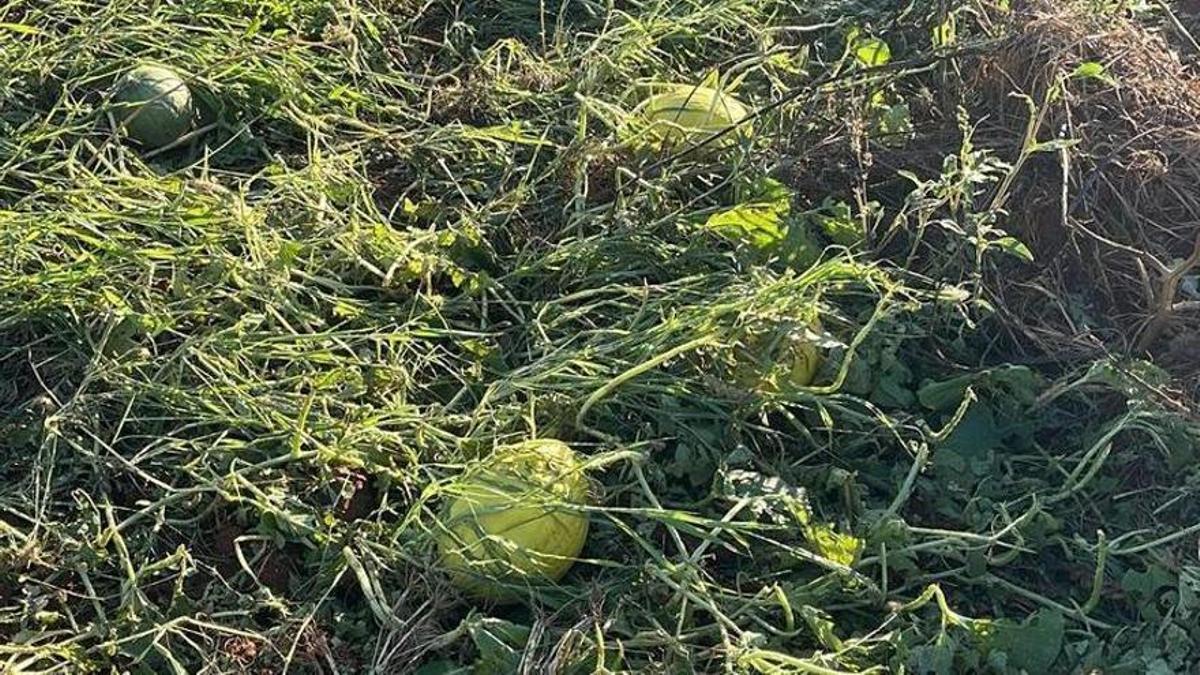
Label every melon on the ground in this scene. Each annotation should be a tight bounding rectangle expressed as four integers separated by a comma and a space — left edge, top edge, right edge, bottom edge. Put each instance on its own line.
437, 439, 590, 601
112, 64, 194, 149
731, 319, 824, 392
634, 85, 752, 152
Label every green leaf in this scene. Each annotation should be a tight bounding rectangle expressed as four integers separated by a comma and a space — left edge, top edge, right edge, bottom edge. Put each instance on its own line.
876, 101, 913, 140
989, 609, 1065, 672
809, 200, 862, 247
908, 638, 957, 675
938, 403, 1000, 477
702, 204, 821, 270
799, 605, 844, 650
743, 176, 792, 215
467, 616, 532, 675
854, 38, 892, 67
1071, 61, 1115, 85
704, 205, 787, 251
1121, 565, 1175, 621
993, 236, 1033, 262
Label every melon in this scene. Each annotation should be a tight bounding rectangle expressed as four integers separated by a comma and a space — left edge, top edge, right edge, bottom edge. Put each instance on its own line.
437, 439, 590, 601
112, 65, 194, 149
634, 85, 752, 152
731, 319, 824, 392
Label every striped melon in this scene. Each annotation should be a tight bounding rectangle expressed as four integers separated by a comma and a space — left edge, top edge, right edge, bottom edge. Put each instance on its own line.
113, 65, 194, 149
635, 85, 752, 152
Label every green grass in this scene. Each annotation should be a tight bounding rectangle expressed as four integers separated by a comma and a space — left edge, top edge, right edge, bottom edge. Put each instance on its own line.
2, 0, 1199, 672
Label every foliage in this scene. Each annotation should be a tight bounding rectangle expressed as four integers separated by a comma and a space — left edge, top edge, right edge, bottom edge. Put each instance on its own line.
0, 0, 1197, 673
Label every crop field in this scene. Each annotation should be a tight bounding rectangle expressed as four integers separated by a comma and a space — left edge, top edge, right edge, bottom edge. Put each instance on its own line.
3, 0, 1200, 672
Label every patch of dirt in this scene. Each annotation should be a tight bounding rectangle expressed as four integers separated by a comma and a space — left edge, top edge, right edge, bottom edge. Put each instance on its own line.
336, 471, 380, 522
256, 548, 294, 594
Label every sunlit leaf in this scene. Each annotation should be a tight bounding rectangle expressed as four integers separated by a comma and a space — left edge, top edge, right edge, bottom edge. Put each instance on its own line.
855, 37, 892, 67
993, 236, 1033, 262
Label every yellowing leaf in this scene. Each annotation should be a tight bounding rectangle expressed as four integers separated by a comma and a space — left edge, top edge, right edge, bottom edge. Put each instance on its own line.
933, 15, 956, 48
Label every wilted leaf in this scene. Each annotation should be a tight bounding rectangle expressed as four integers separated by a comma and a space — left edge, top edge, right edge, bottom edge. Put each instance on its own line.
918, 365, 1041, 412
933, 15, 956, 48
462, 122, 554, 147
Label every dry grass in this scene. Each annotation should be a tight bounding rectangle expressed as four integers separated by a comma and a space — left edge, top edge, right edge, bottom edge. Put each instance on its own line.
971, 0, 1200, 380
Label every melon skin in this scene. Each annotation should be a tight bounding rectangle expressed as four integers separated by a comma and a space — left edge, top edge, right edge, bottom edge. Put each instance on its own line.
437, 439, 590, 601
635, 85, 752, 152
113, 65, 194, 149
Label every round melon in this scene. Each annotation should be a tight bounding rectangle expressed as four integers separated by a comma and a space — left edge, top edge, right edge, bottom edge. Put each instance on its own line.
731, 318, 824, 393
112, 65, 194, 149
634, 85, 752, 152
437, 439, 590, 601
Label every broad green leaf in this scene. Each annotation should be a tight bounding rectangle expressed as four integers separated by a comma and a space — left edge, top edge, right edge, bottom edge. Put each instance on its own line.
810, 200, 862, 247
743, 176, 792, 215
854, 38, 892, 67
704, 205, 786, 251
702, 204, 821, 270
938, 403, 1000, 477
1122, 565, 1175, 621
989, 609, 1065, 672
875, 101, 913, 144
908, 638, 958, 675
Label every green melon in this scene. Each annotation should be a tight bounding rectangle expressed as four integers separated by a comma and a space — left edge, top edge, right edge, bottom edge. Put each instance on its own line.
633, 85, 752, 153
730, 318, 824, 393
112, 65, 194, 149
437, 439, 590, 601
